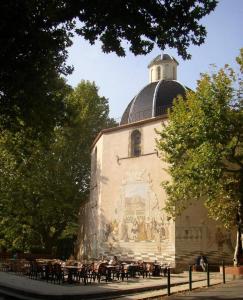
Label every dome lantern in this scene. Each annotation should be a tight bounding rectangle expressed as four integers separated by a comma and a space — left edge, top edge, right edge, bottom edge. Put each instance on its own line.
148, 54, 179, 83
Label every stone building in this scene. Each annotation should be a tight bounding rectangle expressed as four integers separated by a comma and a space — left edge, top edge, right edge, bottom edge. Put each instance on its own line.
77, 54, 235, 268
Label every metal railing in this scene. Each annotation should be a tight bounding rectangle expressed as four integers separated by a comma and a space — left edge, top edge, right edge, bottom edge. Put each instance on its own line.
166, 262, 226, 296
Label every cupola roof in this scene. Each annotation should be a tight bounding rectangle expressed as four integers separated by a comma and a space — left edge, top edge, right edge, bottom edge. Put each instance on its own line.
120, 53, 190, 125
120, 80, 188, 125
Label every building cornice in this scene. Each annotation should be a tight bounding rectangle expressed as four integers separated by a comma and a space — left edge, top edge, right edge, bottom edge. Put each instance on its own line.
91, 114, 167, 150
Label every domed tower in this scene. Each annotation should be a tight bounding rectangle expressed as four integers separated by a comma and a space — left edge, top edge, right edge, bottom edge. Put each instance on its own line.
120, 53, 189, 125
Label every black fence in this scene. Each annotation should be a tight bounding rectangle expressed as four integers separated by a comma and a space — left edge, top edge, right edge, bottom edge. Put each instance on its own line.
167, 262, 226, 296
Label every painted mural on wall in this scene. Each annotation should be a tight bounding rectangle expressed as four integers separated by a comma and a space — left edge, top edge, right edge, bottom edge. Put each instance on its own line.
102, 169, 171, 253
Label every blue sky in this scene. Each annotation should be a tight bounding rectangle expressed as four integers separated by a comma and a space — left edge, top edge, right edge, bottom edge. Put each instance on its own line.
66, 0, 243, 120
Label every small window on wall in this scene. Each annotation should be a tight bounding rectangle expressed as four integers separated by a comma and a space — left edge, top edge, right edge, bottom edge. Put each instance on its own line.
157, 66, 161, 80
131, 130, 141, 157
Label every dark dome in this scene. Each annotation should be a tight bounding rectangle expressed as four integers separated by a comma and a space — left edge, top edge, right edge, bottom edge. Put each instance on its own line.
120, 80, 188, 125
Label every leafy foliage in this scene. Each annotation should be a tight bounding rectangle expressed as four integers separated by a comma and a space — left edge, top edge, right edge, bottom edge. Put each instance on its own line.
0, 0, 217, 134
0, 0, 73, 134
157, 50, 243, 229
0, 81, 116, 254
74, 0, 217, 59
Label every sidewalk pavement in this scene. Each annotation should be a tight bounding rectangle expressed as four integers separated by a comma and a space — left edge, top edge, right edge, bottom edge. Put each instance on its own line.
0, 270, 235, 300
163, 279, 243, 300
117, 277, 243, 300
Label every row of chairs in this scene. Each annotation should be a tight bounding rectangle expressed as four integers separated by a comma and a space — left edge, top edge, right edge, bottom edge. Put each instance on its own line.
77, 261, 168, 284
28, 261, 65, 284
1, 259, 169, 285
28, 261, 168, 284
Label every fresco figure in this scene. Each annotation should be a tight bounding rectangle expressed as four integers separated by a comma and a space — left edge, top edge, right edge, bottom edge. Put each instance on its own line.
160, 226, 166, 241
131, 219, 138, 241
146, 221, 152, 240
121, 221, 129, 242
137, 216, 147, 241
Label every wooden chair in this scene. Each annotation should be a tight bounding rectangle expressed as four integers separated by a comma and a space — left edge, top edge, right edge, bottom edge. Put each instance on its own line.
53, 263, 64, 284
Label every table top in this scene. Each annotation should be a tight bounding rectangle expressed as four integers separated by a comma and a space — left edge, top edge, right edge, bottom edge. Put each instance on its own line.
63, 265, 81, 269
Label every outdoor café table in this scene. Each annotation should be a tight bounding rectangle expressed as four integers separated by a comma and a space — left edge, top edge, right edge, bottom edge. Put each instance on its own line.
63, 265, 80, 284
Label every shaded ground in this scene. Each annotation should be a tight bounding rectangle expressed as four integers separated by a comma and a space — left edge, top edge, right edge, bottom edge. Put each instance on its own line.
0, 271, 237, 300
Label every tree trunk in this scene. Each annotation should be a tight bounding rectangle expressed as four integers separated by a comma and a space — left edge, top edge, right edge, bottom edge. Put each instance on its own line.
234, 221, 242, 266
42, 227, 65, 256
234, 200, 243, 266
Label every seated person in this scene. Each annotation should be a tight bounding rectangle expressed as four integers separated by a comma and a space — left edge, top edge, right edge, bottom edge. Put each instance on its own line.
194, 254, 207, 271
200, 255, 207, 271
108, 255, 119, 265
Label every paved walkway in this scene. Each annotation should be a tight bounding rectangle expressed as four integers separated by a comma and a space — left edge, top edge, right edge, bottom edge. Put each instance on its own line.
118, 278, 243, 300
0, 271, 236, 300
163, 279, 243, 300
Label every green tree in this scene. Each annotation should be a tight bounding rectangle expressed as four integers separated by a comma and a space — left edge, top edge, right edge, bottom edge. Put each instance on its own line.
0, 81, 116, 254
157, 50, 243, 265
0, 0, 217, 133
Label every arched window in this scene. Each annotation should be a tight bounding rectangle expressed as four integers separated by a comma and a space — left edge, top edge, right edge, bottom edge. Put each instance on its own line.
151, 69, 153, 82
131, 130, 141, 157
157, 66, 161, 80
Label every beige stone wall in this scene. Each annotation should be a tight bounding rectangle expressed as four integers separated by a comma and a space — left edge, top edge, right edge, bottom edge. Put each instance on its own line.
175, 203, 235, 267
76, 136, 104, 260
77, 119, 176, 263
98, 120, 176, 263
77, 117, 235, 267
